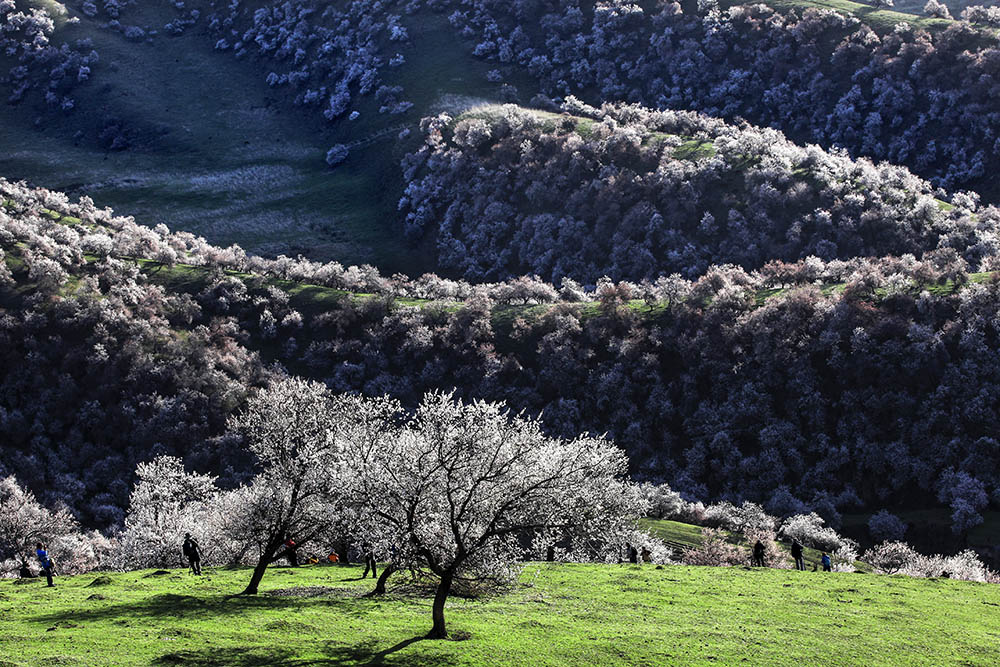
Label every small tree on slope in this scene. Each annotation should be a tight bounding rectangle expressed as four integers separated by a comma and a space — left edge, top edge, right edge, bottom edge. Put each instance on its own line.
227, 378, 348, 595
0, 475, 77, 562
345, 391, 644, 639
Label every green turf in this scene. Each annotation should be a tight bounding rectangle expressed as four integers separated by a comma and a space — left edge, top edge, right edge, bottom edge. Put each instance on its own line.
1, 561, 997, 666
723, 0, 958, 32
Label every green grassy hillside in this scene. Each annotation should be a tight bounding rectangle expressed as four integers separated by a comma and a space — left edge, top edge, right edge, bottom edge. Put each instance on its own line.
0, 2, 503, 275
1, 561, 998, 666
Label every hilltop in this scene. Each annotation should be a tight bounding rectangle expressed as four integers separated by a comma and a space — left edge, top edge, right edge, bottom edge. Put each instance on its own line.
400, 101, 989, 283
4, 0, 1000, 280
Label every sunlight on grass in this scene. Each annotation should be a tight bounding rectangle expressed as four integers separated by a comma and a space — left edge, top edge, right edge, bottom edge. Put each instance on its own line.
1, 562, 997, 666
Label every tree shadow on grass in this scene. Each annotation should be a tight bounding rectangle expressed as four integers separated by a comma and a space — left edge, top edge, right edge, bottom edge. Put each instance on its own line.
31, 591, 369, 627
153, 635, 457, 666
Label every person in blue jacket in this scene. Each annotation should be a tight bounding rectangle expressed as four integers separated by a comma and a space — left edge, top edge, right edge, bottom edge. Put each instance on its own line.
821, 553, 832, 572
35, 543, 54, 587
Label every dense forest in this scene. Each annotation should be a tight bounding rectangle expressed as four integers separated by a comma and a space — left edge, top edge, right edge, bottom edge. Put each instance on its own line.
2, 179, 998, 560
400, 102, 994, 283
4, 0, 1000, 567
7, 1, 1000, 197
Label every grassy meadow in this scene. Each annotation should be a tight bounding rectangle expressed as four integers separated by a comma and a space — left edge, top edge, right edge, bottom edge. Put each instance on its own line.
1, 561, 998, 666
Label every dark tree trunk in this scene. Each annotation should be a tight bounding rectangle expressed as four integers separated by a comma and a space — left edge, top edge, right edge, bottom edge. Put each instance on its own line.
243, 539, 281, 595
427, 570, 454, 639
370, 563, 398, 596
341, 540, 352, 565
243, 556, 269, 595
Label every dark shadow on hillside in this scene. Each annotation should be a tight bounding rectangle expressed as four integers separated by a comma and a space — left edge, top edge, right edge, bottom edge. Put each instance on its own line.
154, 636, 456, 666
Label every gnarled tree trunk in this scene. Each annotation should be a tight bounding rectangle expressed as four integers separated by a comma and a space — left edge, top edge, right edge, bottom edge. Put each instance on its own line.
370, 562, 398, 596
427, 569, 454, 639
243, 536, 282, 595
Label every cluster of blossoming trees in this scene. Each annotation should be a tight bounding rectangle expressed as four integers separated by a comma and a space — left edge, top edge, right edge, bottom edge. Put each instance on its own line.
2, 381, 642, 637
447, 0, 1000, 196
400, 101, 997, 283
0, 1, 98, 110
2, 178, 1000, 561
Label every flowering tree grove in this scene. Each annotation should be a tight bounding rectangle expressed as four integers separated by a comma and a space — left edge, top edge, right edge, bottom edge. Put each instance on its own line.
344, 391, 645, 638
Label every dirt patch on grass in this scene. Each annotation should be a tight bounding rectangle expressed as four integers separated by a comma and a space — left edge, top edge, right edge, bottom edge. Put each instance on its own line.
263, 586, 358, 599
87, 576, 113, 587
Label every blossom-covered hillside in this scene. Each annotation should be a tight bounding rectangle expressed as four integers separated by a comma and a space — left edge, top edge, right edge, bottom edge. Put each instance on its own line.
401, 102, 995, 283
3, 178, 999, 558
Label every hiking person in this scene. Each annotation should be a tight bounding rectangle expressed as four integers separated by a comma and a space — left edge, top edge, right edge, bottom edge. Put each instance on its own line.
18, 559, 33, 579
35, 543, 54, 587
284, 536, 298, 567
182, 533, 202, 575
791, 540, 805, 571
752, 540, 766, 567
362, 550, 377, 579
627, 544, 639, 564
821, 553, 832, 572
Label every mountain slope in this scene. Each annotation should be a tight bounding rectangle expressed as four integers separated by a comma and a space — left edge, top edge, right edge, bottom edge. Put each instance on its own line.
4, 177, 1000, 544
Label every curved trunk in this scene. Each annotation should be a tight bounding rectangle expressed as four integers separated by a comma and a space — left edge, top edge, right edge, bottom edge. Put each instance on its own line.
243, 538, 282, 595
426, 570, 454, 639
371, 563, 398, 596
242, 556, 269, 595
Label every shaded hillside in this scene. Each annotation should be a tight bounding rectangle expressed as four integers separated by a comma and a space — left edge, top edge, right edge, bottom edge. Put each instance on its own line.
3, 178, 1000, 544
5, 0, 1000, 282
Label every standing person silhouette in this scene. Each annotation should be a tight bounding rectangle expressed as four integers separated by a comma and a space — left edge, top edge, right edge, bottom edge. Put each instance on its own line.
284, 536, 299, 567
182, 533, 202, 575
35, 543, 54, 587
752, 540, 766, 567
362, 550, 377, 579
791, 540, 805, 571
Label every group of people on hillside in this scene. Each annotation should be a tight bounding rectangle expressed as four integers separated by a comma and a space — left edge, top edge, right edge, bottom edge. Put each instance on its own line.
178, 532, 380, 578
20, 533, 836, 584
753, 539, 832, 571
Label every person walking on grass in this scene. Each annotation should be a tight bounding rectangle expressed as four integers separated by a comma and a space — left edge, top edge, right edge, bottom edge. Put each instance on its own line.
821, 553, 832, 572
35, 543, 54, 587
182, 533, 202, 575
362, 550, 377, 579
752, 540, 766, 567
791, 540, 805, 571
